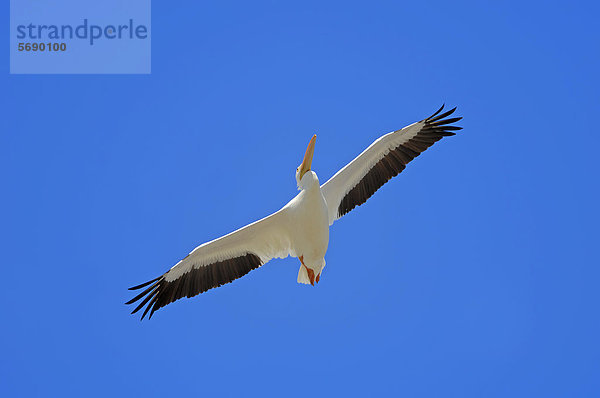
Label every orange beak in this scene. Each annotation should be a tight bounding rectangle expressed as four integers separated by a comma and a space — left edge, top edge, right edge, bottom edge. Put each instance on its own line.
298, 135, 316, 180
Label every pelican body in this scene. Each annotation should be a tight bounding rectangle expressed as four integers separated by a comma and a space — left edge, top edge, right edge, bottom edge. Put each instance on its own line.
287, 171, 329, 284
127, 106, 462, 319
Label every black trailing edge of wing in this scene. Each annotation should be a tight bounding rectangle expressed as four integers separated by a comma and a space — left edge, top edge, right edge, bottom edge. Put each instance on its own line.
126, 253, 263, 320
337, 105, 462, 218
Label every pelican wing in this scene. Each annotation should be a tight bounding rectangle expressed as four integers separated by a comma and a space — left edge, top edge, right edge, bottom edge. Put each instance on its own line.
321, 105, 462, 225
126, 209, 293, 319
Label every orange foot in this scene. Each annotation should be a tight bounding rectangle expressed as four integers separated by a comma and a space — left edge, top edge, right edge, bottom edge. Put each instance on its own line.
306, 267, 315, 286
299, 255, 315, 286
316, 273, 320, 284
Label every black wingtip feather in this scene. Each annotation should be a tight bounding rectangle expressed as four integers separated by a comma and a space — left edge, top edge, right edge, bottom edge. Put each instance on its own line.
128, 276, 161, 290
428, 104, 446, 119
142, 294, 160, 320
427, 106, 457, 123
126, 284, 155, 305
131, 283, 161, 314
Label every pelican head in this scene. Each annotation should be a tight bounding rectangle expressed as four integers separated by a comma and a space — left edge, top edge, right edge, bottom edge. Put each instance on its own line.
295, 134, 317, 189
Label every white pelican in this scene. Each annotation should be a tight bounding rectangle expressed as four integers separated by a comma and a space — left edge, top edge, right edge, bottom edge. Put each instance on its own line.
127, 105, 461, 319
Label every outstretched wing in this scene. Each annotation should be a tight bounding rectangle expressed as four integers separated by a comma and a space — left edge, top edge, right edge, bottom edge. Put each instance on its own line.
320, 105, 462, 225
126, 209, 293, 320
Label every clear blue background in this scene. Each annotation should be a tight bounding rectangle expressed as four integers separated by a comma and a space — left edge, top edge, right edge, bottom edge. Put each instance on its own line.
2, 1, 599, 397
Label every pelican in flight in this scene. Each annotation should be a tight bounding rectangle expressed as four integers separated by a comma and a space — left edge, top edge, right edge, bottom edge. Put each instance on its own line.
127, 105, 462, 319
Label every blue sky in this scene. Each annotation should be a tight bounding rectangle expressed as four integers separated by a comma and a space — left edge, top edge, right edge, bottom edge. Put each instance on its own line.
2, 1, 599, 397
